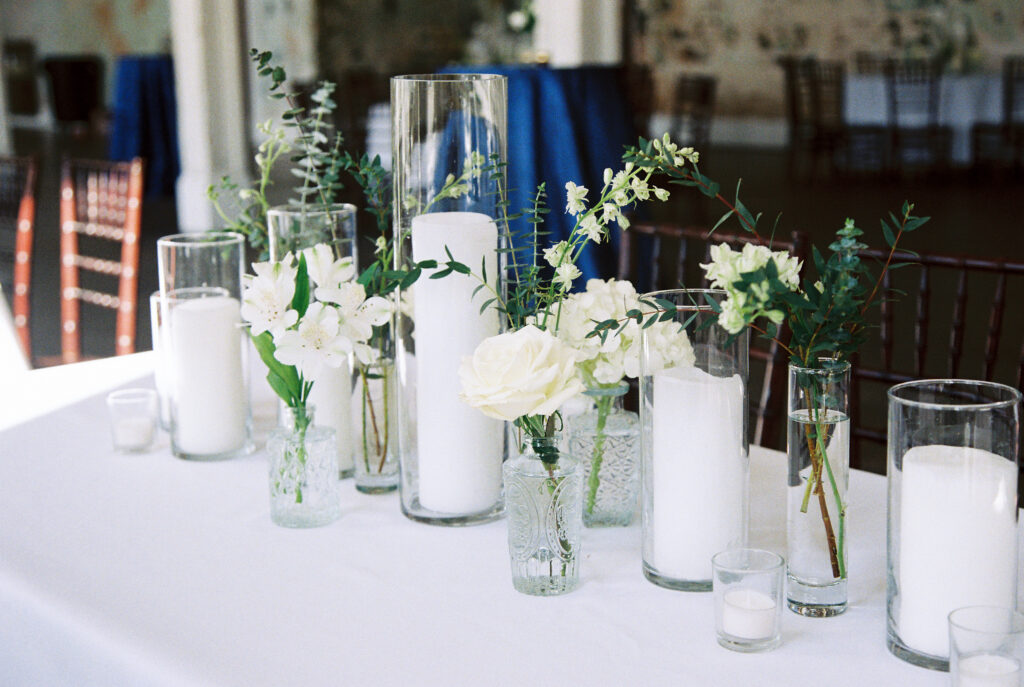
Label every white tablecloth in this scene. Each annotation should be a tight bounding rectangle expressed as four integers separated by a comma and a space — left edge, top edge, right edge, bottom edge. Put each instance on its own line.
0, 355, 969, 686
845, 73, 1003, 164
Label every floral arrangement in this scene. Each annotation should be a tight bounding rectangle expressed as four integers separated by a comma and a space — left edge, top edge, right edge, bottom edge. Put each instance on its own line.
241, 243, 391, 498
457, 151, 682, 462
590, 134, 931, 589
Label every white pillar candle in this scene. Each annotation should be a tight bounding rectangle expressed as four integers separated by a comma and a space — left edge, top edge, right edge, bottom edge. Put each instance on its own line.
898, 445, 1018, 657
651, 365, 746, 581
411, 212, 503, 514
308, 359, 354, 473
722, 588, 777, 640
170, 296, 248, 455
957, 654, 1022, 687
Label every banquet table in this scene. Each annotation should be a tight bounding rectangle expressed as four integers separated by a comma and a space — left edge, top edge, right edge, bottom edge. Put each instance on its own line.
845, 73, 1003, 165
0, 354, 1004, 686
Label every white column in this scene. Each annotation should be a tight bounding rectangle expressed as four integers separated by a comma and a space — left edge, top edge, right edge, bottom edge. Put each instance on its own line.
169, 0, 250, 233
533, 0, 622, 67
0, 6, 11, 157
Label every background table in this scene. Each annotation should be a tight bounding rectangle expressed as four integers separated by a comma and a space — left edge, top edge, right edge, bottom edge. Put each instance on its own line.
440, 65, 637, 281
0, 354, 1001, 686
845, 73, 1003, 165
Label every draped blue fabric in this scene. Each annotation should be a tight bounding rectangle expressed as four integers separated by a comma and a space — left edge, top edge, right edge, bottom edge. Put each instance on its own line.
108, 55, 180, 197
439, 65, 636, 281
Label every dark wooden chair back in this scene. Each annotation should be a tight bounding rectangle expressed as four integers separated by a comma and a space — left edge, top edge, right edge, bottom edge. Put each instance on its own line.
667, 74, 716, 151
851, 247, 1024, 472
1002, 55, 1024, 126
885, 58, 941, 128
620, 222, 808, 449
58, 157, 144, 363
619, 64, 654, 139
0, 156, 37, 359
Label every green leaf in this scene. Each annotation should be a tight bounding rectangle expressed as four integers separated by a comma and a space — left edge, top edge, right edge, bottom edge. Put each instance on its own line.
251, 331, 301, 403
291, 254, 310, 319
881, 220, 896, 247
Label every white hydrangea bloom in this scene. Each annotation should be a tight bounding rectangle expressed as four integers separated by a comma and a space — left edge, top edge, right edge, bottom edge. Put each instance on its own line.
552, 278, 695, 386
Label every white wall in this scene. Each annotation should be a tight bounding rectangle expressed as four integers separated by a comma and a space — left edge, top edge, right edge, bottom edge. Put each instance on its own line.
534, 0, 622, 66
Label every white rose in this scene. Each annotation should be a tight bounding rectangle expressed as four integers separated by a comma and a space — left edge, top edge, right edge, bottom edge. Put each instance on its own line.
459, 325, 584, 421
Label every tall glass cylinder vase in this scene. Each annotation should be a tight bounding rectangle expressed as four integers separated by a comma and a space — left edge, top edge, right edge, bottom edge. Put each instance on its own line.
567, 382, 640, 527
786, 360, 850, 617
157, 233, 252, 460
640, 289, 749, 590
267, 204, 360, 478
391, 73, 508, 525
886, 380, 1021, 671
503, 434, 583, 596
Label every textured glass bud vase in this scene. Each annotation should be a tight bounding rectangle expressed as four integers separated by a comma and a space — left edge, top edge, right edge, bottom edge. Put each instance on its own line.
503, 434, 583, 596
886, 380, 1021, 671
268, 406, 341, 528
786, 360, 850, 617
567, 382, 640, 527
640, 289, 749, 591
352, 355, 400, 493
157, 232, 252, 460
268, 204, 359, 479
392, 73, 508, 525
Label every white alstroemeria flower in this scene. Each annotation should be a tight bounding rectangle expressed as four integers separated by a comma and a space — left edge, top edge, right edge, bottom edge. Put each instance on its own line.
346, 295, 392, 365
543, 240, 571, 268
578, 214, 603, 243
302, 244, 355, 290
317, 280, 368, 314
553, 263, 581, 291
272, 302, 352, 379
565, 181, 588, 216
240, 260, 298, 337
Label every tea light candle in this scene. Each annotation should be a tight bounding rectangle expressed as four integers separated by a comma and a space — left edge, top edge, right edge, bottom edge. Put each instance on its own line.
957, 654, 1022, 687
898, 445, 1017, 657
170, 295, 248, 456
722, 588, 777, 640
411, 212, 503, 514
113, 416, 156, 450
651, 365, 746, 581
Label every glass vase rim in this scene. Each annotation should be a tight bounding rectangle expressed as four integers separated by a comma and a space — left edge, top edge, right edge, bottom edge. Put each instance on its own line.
583, 380, 630, 397
711, 547, 784, 574
163, 285, 232, 301
887, 378, 1022, 410
106, 387, 158, 406
948, 605, 1024, 635
640, 287, 726, 310
789, 359, 851, 375
157, 231, 244, 248
391, 73, 507, 84
266, 202, 357, 218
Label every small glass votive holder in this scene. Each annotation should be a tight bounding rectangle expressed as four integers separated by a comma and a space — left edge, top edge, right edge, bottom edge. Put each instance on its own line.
949, 606, 1024, 685
106, 389, 159, 453
712, 548, 785, 653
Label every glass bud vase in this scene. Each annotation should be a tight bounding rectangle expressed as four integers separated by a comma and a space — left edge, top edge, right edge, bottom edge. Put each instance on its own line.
886, 380, 1021, 671
352, 356, 400, 493
786, 360, 851, 617
268, 406, 341, 528
567, 382, 640, 527
640, 289, 749, 591
503, 434, 583, 596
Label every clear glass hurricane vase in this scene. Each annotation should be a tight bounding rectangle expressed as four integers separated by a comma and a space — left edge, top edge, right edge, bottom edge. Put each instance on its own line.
640, 289, 749, 591
503, 434, 583, 596
352, 354, 400, 493
567, 382, 640, 527
391, 73, 508, 525
886, 380, 1021, 671
268, 406, 341, 528
786, 360, 851, 617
